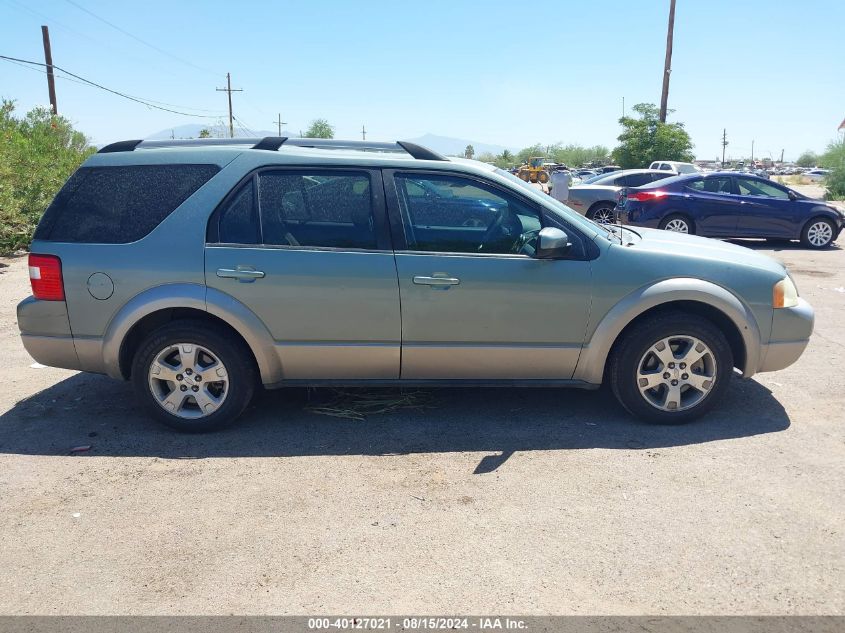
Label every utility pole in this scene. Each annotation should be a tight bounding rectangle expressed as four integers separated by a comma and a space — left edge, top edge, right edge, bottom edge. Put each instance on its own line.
721, 129, 728, 167
362, 124, 366, 140
622, 96, 625, 119
273, 113, 287, 136
215, 73, 242, 138
751, 139, 754, 164
658, 0, 676, 123
41, 25, 57, 115
780, 149, 784, 164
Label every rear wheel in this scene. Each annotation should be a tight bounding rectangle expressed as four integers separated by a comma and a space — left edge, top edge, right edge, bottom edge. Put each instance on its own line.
517, 170, 530, 182
800, 217, 835, 249
131, 320, 256, 432
588, 203, 616, 224
537, 170, 550, 184
609, 312, 733, 424
659, 213, 694, 234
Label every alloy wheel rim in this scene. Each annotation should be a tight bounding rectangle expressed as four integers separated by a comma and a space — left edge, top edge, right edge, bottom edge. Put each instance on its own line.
664, 219, 689, 233
148, 343, 229, 419
807, 222, 832, 246
636, 335, 717, 412
593, 208, 615, 224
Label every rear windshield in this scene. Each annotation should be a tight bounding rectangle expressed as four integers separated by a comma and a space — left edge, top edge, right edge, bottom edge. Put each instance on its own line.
34, 164, 220, 243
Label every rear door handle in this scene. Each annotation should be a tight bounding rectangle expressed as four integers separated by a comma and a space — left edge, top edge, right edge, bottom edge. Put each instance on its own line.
217, 267, 265, 282
413, 275, 460, 287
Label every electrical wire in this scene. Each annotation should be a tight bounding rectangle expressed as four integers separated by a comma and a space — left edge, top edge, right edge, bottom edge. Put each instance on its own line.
63, 0, 221, 78
0, 55, 226, 118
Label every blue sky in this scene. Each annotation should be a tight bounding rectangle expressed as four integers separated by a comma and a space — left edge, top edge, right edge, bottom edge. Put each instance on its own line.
1, 0, 843, 160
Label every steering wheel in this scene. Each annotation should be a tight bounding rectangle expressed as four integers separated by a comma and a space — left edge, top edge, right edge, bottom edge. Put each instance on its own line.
478, 209, 522, 252
513, 228, 541, 256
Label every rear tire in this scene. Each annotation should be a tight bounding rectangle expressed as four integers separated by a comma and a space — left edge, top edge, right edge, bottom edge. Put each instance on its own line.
588, 203, 616, 224
537, 170, 550, 184
131, 320, 256, 432
609, 312, 733, 424
800, 217, 835, 249
659, 213, 694, 234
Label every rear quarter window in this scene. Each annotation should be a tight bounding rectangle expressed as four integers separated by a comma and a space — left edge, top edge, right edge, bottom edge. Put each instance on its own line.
34, 164, 220, 243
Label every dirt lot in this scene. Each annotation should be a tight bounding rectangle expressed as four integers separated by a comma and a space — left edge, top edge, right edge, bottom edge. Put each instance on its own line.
0, 237, 843, 615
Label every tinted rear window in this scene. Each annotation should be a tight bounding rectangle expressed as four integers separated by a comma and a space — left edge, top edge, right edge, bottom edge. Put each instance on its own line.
35, 164, 220, 243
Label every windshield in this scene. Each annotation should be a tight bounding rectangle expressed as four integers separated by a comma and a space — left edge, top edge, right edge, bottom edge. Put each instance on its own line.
493, 168, 614, 240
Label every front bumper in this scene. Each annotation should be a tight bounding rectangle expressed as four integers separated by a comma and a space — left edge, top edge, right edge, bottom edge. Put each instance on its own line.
758, 298, 814, 373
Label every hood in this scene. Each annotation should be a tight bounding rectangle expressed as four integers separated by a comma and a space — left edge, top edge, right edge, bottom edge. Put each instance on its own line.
628, 227, 788, 277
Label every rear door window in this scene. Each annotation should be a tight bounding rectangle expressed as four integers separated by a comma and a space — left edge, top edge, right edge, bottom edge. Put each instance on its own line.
257, 171, 376, 249
687, 177, 733, 194
35, 164, 219, 243
622, 173, 655, 187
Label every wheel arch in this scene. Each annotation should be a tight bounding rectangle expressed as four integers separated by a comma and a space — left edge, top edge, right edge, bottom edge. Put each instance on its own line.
102, 284, 282, 384
573, 278, 761, 384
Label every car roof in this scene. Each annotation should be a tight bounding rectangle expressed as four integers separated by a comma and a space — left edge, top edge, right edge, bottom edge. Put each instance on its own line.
83, 137, 494, 173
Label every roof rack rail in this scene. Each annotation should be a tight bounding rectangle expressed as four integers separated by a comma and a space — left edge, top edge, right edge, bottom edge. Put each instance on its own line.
98, 136, 447, 161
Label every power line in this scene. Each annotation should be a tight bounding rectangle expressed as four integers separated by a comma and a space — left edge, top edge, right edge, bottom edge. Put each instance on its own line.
0, 55, 224, 118
63, 0, 221, 77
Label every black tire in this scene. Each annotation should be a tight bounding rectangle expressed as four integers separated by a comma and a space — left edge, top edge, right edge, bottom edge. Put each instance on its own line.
658, 213, 695, 235
800, 217, 835, 249
131, 319, 256, 432
609, 311, 733, 424
588, 203, 616, 224
537, 170, 550, 184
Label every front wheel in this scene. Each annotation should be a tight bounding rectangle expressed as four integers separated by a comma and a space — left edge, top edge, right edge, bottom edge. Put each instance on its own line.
609, 312, 733, 423
801, 218, 835, 249
131, 320, 256, 432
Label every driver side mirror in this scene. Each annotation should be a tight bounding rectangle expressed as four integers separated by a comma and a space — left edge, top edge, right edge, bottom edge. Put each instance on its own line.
787, 190, 798, 201
535, 227, 571, 259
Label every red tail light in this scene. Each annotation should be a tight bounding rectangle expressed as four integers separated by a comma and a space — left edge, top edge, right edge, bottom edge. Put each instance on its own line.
28, 254, 65, 301
627, 190, 668, 202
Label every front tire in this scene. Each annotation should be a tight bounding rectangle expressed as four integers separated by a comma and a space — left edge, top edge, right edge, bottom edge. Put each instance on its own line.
131, 320, 256, 432
609, 312, 733, 424
659, 213, 694, 234
800, 217, 835, 249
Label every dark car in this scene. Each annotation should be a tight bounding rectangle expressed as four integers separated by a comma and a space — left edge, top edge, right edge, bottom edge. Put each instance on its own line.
617, 172, 845, 249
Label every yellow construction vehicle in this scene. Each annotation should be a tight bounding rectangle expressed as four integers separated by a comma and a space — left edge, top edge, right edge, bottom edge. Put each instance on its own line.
517, 156, 550, 184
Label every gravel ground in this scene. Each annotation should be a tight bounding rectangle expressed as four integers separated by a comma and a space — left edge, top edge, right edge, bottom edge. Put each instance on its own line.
0, 238, 842, 615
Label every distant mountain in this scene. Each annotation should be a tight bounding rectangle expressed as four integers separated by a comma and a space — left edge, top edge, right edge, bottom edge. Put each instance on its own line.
146, 123, 282, 140
404, 133, 513, 156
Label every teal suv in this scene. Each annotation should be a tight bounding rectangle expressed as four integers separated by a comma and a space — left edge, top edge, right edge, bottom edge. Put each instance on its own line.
18, 138, 814, 431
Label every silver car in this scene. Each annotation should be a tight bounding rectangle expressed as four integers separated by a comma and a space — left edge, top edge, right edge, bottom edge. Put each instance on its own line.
563, 169, 674, 223
18, 138, 814, 431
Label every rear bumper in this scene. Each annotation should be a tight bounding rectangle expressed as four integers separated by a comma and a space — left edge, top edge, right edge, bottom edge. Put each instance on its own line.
20, 334, 81, 371
17, 296, 82, 371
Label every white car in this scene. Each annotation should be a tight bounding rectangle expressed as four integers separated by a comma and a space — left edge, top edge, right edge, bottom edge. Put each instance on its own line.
649, 160, 700, 175
804, 169, 830, 182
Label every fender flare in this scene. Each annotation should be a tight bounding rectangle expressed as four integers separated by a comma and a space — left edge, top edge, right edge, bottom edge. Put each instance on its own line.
573, 277, 763, 384
101, 283, 282, 383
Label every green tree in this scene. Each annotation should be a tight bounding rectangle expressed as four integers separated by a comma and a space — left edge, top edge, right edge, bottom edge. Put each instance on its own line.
303, 118, 335, 139
611, 103, 694, 168
819, 138, 845, 199
0, 100, 95, 253
464, 144, 475, 159
795, 151, 818, 168
476, 151, 496, 164
198, 128, 211, 138
516, 143, 546, 165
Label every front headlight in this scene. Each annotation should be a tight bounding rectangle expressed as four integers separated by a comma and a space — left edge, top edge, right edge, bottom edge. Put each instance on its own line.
773, 277, 799, 309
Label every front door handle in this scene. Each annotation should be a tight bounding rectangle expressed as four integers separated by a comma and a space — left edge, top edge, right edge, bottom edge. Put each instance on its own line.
413, 275, 460, 287
217, 267, 265, 282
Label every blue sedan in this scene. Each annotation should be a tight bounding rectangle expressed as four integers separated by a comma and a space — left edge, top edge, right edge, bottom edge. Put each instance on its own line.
616, 172, 845, 248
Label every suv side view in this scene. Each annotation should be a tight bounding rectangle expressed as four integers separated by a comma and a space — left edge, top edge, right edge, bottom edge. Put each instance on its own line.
18, 138, 814, 432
